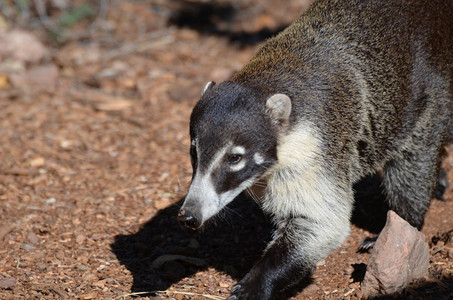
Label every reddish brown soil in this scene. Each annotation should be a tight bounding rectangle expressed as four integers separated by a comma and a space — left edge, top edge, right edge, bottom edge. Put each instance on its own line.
0, 1, 452, 299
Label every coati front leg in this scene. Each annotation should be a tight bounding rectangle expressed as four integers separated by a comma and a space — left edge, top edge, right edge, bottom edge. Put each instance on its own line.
229, 159, 354, 300
228, 215, 350, 300
228, 220, 314, 300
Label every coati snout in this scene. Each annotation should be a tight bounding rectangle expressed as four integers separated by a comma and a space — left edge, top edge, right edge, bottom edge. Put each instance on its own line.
177, 0, 453, 299
177, 208, 201, 230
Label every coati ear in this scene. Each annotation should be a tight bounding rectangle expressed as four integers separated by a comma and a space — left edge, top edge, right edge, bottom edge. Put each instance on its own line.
201, 81, 216, 96
265, 93, 292, 128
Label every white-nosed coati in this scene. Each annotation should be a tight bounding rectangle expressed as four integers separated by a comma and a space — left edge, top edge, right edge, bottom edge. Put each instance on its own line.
177, 0, 453, 299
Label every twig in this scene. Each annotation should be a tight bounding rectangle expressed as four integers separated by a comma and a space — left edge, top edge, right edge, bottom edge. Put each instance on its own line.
15, 0, 30, 19
0, 168, 34, 176
107, 184, 149, 197
89, 0, 108, 30
114, 290, 226, 300
34, 0, 108, 33
344, 288, 355, 297
34, 0, 57, 32
102, 27, 176, 61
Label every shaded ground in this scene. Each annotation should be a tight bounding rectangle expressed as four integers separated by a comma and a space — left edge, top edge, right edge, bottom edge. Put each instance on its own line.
0, 1, 452, 299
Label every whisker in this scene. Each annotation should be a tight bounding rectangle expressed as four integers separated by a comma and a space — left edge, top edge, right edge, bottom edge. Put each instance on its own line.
246, 187, 262, 205
253, 182, 267, 188
223, 205, 243, 218
190, 185, 204, 192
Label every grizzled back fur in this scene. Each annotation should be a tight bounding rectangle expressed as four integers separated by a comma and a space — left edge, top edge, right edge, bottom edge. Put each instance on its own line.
232, 0, 453, 185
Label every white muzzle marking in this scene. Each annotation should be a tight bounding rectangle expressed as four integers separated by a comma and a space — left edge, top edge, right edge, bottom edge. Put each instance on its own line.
183, 144, 256, 225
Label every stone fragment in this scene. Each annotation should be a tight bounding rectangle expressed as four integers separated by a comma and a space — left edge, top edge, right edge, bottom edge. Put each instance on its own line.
151, 254, 206, 269
0, 30, 47, 63
0, 277, 16, 289
10, 64, 59, 93
168, 78, 203, 102
80, 292, 98, 299
20, 243, 35, 250
27, 231, 39, 244
76, 234, 86, 244
0, 225, 13, 241
361, 210, 429, 297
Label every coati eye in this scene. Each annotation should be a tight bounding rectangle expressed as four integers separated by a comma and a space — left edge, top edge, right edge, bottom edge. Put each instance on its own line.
227, 154, 242, 164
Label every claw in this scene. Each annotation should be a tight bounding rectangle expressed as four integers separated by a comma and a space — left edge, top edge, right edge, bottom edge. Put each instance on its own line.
358, 236, 378, 253
230, 284, 242, 293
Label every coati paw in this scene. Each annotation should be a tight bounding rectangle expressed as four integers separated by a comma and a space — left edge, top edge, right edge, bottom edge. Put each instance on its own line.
229, 282, 265, 300
358, 236, 378, 253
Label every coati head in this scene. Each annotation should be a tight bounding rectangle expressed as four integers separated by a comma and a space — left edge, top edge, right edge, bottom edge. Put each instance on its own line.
177, 81, 292, 229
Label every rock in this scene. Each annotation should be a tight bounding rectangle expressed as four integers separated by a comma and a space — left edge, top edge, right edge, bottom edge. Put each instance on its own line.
10, 64, 59, 93
75, 264, 89, 271
27, 232, 39, 244
82, 273, 98, 281
168, 78, 202, 102
55, 43, 101, 67
76, 234, 86, 244
20, 243, 35, 250
303, 283, 319, 293
0, 30, 47, 64
361, 210, 429, 297
151, 254, 206, 269
188, 238, 200, 249
0, 276, 16, 289
175, 294, 184, 300
80, 292, 98, 299
162, 260, 186, 281
0, 225, 14, 241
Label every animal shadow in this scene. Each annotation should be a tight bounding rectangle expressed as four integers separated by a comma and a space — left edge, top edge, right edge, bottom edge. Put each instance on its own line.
167, 0, 288, 46
111, 194, 273, 295
111, 173, 391, 296
351, 173, 389, 234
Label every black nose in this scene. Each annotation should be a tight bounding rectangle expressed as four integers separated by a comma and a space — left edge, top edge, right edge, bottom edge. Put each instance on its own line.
177, 209, 200, 230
